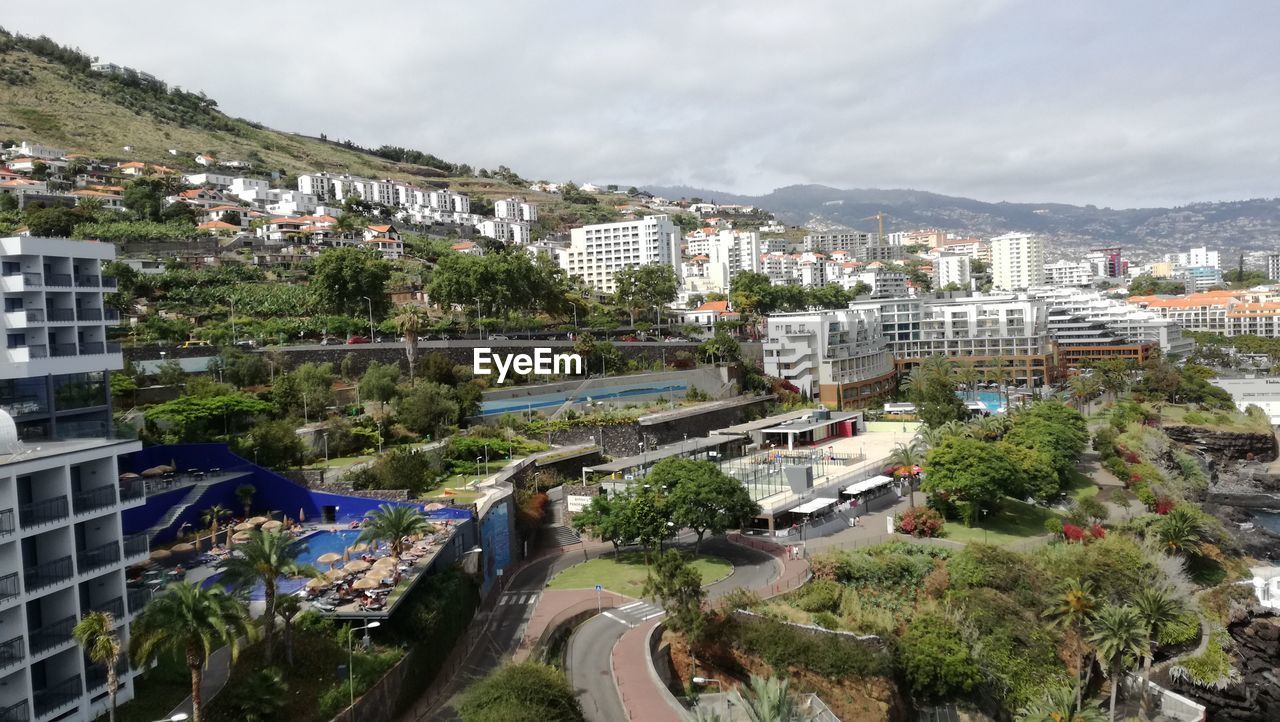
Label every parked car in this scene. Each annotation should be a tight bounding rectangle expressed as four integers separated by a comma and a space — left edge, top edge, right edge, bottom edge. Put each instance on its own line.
621, 335, 640, 342
346, 335, 371, 345
320, 336, 340, 346
490, 334, 509, 340
664, 336, 687, 343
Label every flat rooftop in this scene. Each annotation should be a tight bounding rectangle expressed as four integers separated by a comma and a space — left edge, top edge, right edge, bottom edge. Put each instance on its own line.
585, 436, 741, 475
760, 411, 861, 435
1, 437, 139, 468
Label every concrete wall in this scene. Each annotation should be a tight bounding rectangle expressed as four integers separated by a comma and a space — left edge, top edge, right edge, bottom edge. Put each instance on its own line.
542, 396, 775, 456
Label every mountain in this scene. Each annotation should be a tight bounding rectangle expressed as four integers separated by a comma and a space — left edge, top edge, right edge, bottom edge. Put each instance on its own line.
645, 184, 1280, 261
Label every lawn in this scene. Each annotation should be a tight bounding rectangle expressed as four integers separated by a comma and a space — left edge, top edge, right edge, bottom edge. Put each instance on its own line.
99, 651, 189, 722
547, 552, 734, 598
1065, 470, 1101, 501
941, 497, 1062, 546
423, 459, 523, 504
305, 454, 373, 470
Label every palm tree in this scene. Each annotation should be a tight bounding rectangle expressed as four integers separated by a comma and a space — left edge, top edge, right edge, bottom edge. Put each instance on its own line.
357, 503, 433, 558
1133, 586, 1185, 717
1068, 374, 1103, 413
217, 529, 318, 664
1089, 604, 1145, 722
1044, 578, 1098, 710
131, 583, 252, 722
954, 360, 980, 401
913, 425, 947, 452
75, 611, 122, 722
1154, 507, 1205, 556
274, 595, 304, 667
235, 484, 256, 518
729, 674, 796, 722
394, 305, 427, 385
201, 504, 231, 542
1018, 684, 1106, 722
887, 444, 923, 510
938, 420, 970, 439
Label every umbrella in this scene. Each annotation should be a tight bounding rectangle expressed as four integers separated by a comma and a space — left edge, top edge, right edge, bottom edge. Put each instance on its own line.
248, 516, 269, 525
261, 520, 284, 531
350, 542, 370, 552
232, 531, 252, 542
298, 508, 306, 523
171, 543, 195, 554
325, 568, 348, 582
317, 552, 343, 566
372, 556, 398, 568
149, 549, 172, 560
119, 472, 141, 480
225, 526, 234, 547
141, 466, 167, 477
344, 560, 371, 573
234, 522, 254, 532
343, 547, 351, 562
305, 578, 328, 591
423, 502, 445, 511
352, 578, 379, 590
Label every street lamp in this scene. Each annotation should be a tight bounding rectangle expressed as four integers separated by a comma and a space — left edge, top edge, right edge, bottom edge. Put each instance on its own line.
322, 431, 329, 464
361, 296, 374, 341
347, 621, 381, 711
153, 714, 189, 722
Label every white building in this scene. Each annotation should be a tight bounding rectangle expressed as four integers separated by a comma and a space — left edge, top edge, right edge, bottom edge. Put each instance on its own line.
1030, 287, 1196, 356
494, 198, 538, 223
763, 307, 897, 407
183, 172, 237, 189
802, 232, 870, 253
1164, 247, 1220, 270
1, 236, 149, 722
1043, 259, 1094, 287
555, 215, 681, 294
990, 233, 1045, 290
476, 219, 531, 245
4, 142, 66, 161
1268, 254, 1280, 282
934, 253, 972, 290
688, 230, 762, 293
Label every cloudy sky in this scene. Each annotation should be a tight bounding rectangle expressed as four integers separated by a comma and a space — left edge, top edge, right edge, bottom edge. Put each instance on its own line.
6, 1, 1278, 207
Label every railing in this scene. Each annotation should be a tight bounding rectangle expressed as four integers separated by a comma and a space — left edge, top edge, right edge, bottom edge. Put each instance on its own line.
104, 308, 120, 321
73, 485, 117, 515
23, 308, 44, 323
0, 509, 13, 537
3, 271, 42, 286
0, 700, 28, 722
24, 556, 73, 593
123, 533, 149, 558
101, 276, 118, 289
119, 484, 145, 503
50, 343, 77, 357
90, 596, 125, 620
0, 636, 22, 671
77, 308, 102, 321
28, 615, 76, 655
46, 308, 74, 322
85, 660, 128, 692
106, 341, 122, 354
20, 344, 47, 359
33, 675, 81, 717
45, 273, 72, 287
126, 587, 152, 615
77, 541, 121, 574
75, 275, 101, 287
19, 495, 68, 528
79, 341, 105, 355
0, 573, 18, 604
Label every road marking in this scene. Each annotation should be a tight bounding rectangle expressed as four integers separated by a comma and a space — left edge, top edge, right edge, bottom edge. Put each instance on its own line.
639, 610, 665, 621
602, 611, 635, 628
617, 601, 644, 612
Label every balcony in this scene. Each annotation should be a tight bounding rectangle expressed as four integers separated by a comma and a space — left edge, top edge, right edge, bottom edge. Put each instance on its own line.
23, 556, 73, 593
104, 308, 120, 321
89, 596, 125, 621
19, 496, 68, 529
119, 483, 144, 504
78, 342, 105, 355
1, 270, 42, 290
44, 273, 72, 287
0, 635, 22, 671
28, 615, 76, 656
76, 541, 121, 575
106, 341, 122, 354
101, 276, 118, 289
74, 275, 101, 288
6, 344, 47, 363
86, 660, 127, 692
33, 674, 81, 718
73, 485, 117, 515
76, 308, 103, 322
123, 533, 148, 559
0, 574, 18, 605
0, 700, 28, 722
126, 587, 151, 615
0, 509, 13, 537
46, 308, 74, 322
50, 343, 77, 358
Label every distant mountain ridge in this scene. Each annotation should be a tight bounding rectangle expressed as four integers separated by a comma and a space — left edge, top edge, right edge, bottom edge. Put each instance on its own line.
644, 183, 1280, 261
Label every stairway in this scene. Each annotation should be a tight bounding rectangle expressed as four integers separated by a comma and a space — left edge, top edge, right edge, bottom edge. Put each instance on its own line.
549, 378, 597, 420
146, 483, 209, 542
541, 524, 581, 548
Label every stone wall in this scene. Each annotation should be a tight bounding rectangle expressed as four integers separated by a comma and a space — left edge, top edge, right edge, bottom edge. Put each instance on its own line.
543, 396, 775, 456
1162, 425, 1278, 463
280, 468, 410, 502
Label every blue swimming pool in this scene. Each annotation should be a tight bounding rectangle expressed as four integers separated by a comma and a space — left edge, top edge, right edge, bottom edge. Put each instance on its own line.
959, 390, 1006, 413
204, 530, 362, 600
479, 381, 689, 417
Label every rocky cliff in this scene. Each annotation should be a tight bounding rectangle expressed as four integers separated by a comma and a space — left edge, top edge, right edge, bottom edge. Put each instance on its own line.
1172, 613, 1280, 722
1162, 426, 1278, 463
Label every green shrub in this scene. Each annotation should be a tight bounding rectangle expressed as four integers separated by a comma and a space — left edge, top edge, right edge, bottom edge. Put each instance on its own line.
732, 616, 891, 679
1043, 517, 1064, 536
1158, 611, 1202, 647
811, 611, 840, 630
457, 663, 584, 722
900, 612, 983, 700
794, 579, 843, 613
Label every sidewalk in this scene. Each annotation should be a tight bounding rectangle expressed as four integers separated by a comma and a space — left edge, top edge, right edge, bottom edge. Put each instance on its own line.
513, 588, 627, 662
612, 617, 683, 722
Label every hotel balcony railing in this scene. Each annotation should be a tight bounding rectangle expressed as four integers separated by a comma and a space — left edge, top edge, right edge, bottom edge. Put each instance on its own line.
0, 509, 13, 537
89, 596, 125, 621
44, 273, 72, 287
3, 271, 42, 286
79, 341, 105, 355
119, 483, 145, 503
23, 556, 73, 593
0, 574, 18, 605
22, 309, 44, 322
28, 615, 76, 656
77, 308, 102, 322
20, 344, 47, 359
104, 308, 120, 321
33, 674, 81, 718
50, 343, 77, 357
107, 341, 122, 354
46, 308, 75, 322
0, 700, 28, 722
19, 495, 68, 529
73, 485, 118, 515
101, 276, 118, 289
0, 635, 23, 672
75, 275, 101, 287
86, 660, 128, 692
126, 587, 152, 615
76, 541, 121, 575
123, 533, 149, 559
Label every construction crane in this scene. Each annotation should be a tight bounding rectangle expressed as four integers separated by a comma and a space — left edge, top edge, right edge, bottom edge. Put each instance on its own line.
860, 212, 905, 244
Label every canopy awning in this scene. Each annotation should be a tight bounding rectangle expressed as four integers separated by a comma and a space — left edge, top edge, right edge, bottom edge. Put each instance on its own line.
843, 475, 895, 495
791, 497, 839, 515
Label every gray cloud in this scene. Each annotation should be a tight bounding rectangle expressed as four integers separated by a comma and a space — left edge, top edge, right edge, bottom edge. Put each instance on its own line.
4, 1, 1278, 207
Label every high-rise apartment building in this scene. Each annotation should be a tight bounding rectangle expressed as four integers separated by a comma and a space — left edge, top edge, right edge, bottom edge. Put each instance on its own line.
1, 236, 149, 721
934, 253, 972, 290
763, 308, 896, 408
555, 215, 681, 294
990, 233, 1045, 290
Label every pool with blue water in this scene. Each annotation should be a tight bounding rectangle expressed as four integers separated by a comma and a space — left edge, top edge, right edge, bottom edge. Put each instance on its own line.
204, 529, 362, 600
961, 390, 1006, 413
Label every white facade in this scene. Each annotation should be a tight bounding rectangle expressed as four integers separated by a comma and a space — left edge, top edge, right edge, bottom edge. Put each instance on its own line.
802, 232, 870, 253
494, 198, 538, 222
1164, 247, 1220, 270
1043, 259, 1093, 287
990, 233, 1045, 290
183, 172, 236, 189
7, 142, 66, 161
1268, 254, 1280, 282
557, 216, 681, 294
476, 220, 532, 245
1030, 287, 1196, 356
934, 253, 972, 290
763, 307, 895, 402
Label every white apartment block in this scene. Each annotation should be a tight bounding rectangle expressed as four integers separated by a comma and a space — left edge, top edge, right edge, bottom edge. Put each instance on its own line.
802, 232, 870, 254
1164, 247, 1220, 270
1043, 259, 1093, 287
842, 268, 909, 298
476, 219, 532, 245
1030, 287, 1196, 356
1268, 254, 1280, 282
427, 189, 470, 215
1, 236, 150, 722
763, 308, 896, 407
5, 143, 67, 161
494, 198, 538, 223
934, 253, 972, 290
693, 231, 762, 293
183, 172, 237, 189
933, 239, 991, 263
264, 190, 318, 217
556, 216, 680, 294
990, 233, 1045, 290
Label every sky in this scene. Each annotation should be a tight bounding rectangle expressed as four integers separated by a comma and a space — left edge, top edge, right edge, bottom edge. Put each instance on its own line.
5, 1, 1279, 208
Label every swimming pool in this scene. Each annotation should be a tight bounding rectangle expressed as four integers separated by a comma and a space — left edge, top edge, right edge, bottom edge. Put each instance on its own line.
960, 390, 1006, 413
479, 381, 689, 417
205, 529, 362, 600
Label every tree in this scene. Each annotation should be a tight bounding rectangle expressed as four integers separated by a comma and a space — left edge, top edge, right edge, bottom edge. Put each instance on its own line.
358, 361, 401, 414
394, 305, 426, 383
225, 667, 287, 722
274, 595, 304, 667
457, 662, 584, 722
357, 503, 433, 557
1088, 604, 1145, 722
899, 612, 982, 700
612, 264, 678, 325
25, 206, 84, 237
1068, 373, 1103, 411
235, 483, 256, 517
1044, 578, 1098, 711
698, 330, 741, 364
1017, 685, 1106, 722
643, 550, 707, 640
655, 458, 760, 552
74, 611, 123, 722
121, 178, 170, 221
729, 674, 797, 722
907, 356, 969, 427
396, 382, 461, 437
310, 247, 391, 317
1133, 587, 1184, 717
1153, 506, 1205, 556
570, 494, 629, 553
131, 584, 253, 722
218, 530, 318, 664
144, 392, 273, 441
922, 436, 1019, 522
200, 504, 232, 542
622, 485, 669, 563
1095, 359, 1132, 402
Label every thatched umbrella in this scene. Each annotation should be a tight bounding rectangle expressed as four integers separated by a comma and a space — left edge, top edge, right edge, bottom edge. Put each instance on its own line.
232, 531, 252, 543
305, 578, 328, 591
372, 556, 398, 569
261, 520, 284, 532
225, 525, 234, 547
170, 542, 195, 555
119, 472, 142, 481
233, 522, 254, 532
141, 466, 167, 477
317, 552, 343, 567
325, 568, 348, 582
344, 560, 371, 573
352, 578, 379, 590
350, 542, 370, 553
247, 516, 269, 526
298, 507, 306, 523
149, 549, 172, 561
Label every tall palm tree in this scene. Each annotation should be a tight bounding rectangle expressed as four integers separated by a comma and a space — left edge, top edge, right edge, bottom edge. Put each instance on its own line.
913, 425, 947, 452
1044, 578, 1098, 710
273, 594, 304, 667
1017, 685, 1106, 722
201, 504, 231, 543
1133, 587, 1185, 717
235, 484, 256, 518
1154, 507, 1205, 556
887, 443, 923, 510
954, 360, 980, 401
1089, 604, 1145, 722
394, 305, 427, 384
217, 529, 318, 664
75, 611, 122, 722
729, 674, 796, 722
131, 584, 252, 722
1069, 374, 1103, 413
357, 504, 434, 558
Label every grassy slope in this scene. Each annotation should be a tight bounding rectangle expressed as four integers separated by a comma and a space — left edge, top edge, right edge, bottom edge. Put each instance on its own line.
547, 552, 733, 598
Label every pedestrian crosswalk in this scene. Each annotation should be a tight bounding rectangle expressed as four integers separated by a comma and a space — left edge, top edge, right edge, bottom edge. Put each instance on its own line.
499, 591, 540, 606
603, 600, 664, 627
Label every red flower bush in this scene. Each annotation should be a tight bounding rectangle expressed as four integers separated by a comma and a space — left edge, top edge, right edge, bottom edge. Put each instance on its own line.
1123, 451, 1141, 464
1155, 496, 1175, 515
1089, 523, 1106, 539
895, 507, 945, 538
1062, 523, 1087, 543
